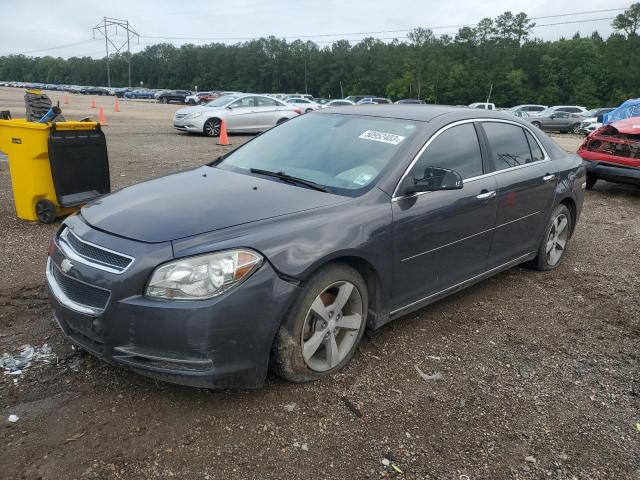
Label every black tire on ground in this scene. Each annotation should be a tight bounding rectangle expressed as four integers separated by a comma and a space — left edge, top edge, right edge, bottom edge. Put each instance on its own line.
305, 108, 313, 113
570, 123, 581, 134
529, 203, 572, 271
276, 118, 288, 125
159, 97, 167, 104
203, 118, 221, 137
271, 263, 368, 383
585, 172, 598, 190
35, 199, 56, 224
187, 100, 195, 105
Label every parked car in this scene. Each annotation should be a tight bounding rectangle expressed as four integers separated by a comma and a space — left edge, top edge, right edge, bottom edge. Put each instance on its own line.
324, 99, 355, 107
508, 104, 547, 115
114, 87, 135, 98
357, 97, 392, 105
46, 105, 585, 389
344, 95, 376, 103
578, 108, 615, 134
184, 91, 219, 105
469, 102, 495, 110
578, 117, 640, 189
528, 105, 588, 117
284, 94, 314, 101
173, 93, 300, 136
285, 97, 322, 112
124, 89, 156, 99
395, 99, 426, 104
157, 90, 192, 104
80, 86, 108, 95
527, 111, 586, 134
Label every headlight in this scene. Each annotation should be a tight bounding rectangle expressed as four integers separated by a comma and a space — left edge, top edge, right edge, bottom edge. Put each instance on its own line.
146, 249, 263, 300
186, 111, 203, 119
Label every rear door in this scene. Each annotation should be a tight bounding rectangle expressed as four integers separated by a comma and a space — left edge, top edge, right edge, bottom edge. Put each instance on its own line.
226, 96, 258, 131
479, 121, 558, 269
392, 122, 498, 310
255, 96, 283, 129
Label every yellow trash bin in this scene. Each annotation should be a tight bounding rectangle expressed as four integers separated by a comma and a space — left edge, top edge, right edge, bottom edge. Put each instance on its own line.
0, 119, 109, 223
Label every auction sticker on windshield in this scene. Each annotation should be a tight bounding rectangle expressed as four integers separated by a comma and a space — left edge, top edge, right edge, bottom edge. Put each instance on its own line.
359, 130, 406, 145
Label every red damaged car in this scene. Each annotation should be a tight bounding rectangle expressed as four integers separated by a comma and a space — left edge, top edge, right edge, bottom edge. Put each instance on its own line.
578, 117, 640, 189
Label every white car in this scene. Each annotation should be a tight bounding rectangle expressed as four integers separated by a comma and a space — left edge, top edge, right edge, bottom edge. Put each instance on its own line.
469, 102, 495, 110
173, 94, 300, 136
323, 99, 356, 108
285, 97, 322, 113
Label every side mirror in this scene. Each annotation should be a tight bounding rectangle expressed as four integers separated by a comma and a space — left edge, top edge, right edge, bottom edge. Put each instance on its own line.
402, 166, 463, 195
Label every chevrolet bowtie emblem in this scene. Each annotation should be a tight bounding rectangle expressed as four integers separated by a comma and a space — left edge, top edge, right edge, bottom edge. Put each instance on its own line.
61, 258, 74, 274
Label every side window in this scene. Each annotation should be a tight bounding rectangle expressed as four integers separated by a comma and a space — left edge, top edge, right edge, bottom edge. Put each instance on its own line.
524, 130, 545, 162
483, 122, 532, 171
255, 97, 278, 107
410, 123, 483, 180
231, 97, 256, 108
557, 112, 569, 118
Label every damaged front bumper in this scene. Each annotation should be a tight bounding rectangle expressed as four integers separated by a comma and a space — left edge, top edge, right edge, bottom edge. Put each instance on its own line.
46, 216, 298, 389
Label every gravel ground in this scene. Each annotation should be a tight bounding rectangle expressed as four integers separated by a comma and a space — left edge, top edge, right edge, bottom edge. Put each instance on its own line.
0, 87, 638, 480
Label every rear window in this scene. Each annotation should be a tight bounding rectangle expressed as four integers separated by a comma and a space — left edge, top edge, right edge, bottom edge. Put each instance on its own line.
483, 122, 533, 171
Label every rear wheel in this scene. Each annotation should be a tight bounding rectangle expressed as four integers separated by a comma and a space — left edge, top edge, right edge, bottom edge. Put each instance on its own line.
35, 199, 56, 224
570, 123, 581, 134
531, 121, 542, 129
271, 264, 368, 383
203, 118, 221, 137
159, 97, 167, 104
530, 204, 572, 271
187, 99, 195, 105
305, 108, 313, 113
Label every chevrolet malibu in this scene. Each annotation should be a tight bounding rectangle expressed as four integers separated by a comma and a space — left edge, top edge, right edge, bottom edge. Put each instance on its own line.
47, 106, 585, 388
173, 93, 300, 136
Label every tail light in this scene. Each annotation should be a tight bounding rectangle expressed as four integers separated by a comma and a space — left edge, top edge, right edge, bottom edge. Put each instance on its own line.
293, 108, 302, 115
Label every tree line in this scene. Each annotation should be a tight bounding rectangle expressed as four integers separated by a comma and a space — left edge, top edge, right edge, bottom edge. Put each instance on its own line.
1, 4, 639, 107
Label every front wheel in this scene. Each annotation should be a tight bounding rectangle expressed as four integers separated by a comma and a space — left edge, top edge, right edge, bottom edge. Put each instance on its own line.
203, 118, 221, 137
530, 204, 572, 271
570, 123, 581, 134
531, 121, 542, 129
159, 97, 167, 104
271, 264, 368, 383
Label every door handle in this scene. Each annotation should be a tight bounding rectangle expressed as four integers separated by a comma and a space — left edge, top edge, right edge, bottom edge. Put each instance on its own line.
542, 174, 556, 182
476, 190, 496, 200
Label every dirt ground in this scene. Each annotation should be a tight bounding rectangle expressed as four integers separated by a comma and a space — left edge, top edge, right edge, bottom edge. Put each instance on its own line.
0, 87, 638, 480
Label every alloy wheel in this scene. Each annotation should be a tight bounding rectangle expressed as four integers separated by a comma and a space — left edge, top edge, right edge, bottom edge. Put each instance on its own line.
301, 281, 364, 372
204, 119, 220, 137
546, 213, 569, 266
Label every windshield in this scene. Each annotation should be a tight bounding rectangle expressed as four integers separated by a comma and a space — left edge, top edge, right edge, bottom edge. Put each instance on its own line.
584, 108, 599, 117
205, 95, 239, 107
538, 108, 556, 116
216, 113, 419, 196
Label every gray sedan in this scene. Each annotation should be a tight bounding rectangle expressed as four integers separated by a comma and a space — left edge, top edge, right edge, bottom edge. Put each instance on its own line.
527, 111, 586, 133
173, 94, 300, 136
46, 106, 585, 389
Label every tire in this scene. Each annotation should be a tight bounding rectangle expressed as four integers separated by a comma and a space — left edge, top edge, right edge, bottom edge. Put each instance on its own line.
570, 123, 580, 134
530, 204, 572, 271
271, 263, 368, 383
276, 118, 288, 125
531, 121, 542, 129
203, 118, 221, 137
35, 199, 56, 224
305, 108, 313, 113
199, 100, 207, 105
585, 172, 598, 190
159, 97, 167, 104
187, 99, 195, 105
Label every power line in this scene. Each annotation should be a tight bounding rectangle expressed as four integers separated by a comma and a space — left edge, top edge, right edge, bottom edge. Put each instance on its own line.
138, 6, 630, 42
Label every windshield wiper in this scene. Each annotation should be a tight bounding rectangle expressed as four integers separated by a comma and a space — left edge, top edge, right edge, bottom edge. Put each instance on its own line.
249, 168, 329, 192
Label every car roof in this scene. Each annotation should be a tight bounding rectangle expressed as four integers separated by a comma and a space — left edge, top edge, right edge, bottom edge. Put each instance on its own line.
318, 104, 525, 123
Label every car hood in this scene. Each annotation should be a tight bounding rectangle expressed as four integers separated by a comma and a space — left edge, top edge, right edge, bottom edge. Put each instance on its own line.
81, 166, 346, 243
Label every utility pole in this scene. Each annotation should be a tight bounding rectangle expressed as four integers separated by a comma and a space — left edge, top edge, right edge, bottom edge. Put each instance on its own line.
434, 71, 439, 104
93, 17, 139, 87
304, 58, 308, 94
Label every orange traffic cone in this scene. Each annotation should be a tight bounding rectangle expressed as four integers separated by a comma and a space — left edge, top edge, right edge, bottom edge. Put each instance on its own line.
216, 119, 230, 145
63, 93, 70, 105
91, 98, 97, 109
114, 97, 120, 112
98, 106, 108, 125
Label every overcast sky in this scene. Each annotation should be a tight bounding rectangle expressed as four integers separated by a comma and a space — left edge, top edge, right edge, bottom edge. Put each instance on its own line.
0, 0, 630, 58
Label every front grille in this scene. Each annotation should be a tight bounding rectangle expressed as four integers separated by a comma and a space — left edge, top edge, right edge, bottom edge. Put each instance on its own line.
61, 228, 133, 272
51, 261, 110, 311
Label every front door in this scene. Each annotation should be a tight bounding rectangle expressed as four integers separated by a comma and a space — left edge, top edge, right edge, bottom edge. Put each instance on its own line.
479, 121, 559, 269
392, 122, 498, 311
226, 96, 258, 131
